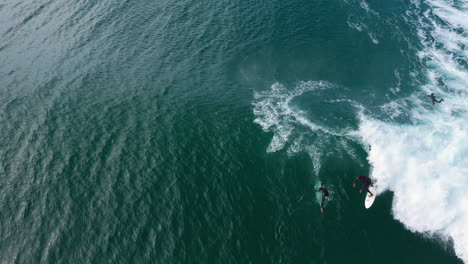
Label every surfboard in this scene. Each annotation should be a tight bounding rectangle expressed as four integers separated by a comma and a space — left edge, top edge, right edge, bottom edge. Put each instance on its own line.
364, 186, 376, 209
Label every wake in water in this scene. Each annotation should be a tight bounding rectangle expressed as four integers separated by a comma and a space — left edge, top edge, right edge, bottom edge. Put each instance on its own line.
253, 81, 363, 176
360, 0, 468, 262
253, 0, 468, 262
314, 180, 335, 211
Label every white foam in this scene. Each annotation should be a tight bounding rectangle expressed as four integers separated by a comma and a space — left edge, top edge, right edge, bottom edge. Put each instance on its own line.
379, 100, 408, 119
360, 0, 379, 15
253, 0, 468, 261
368, 32, 380, 44
346, 17, 380, 44
253, 81, 360, 176
357, 0, 468, 262
390, 70, 401, 94
359, 115, 468, 262
254, 82, 326, 144
347, 19, 365, 32
427, 0, 468, 30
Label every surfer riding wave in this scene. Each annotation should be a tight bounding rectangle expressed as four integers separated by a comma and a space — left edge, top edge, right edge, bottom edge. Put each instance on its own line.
353, 175, 373, 197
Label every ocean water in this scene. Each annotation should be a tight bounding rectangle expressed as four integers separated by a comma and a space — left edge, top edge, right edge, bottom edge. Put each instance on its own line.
0, 0, 466, 263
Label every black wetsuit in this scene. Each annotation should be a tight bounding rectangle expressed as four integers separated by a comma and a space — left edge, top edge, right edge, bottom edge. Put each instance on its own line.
318, 187, 329, 208
355, 175, 373, 195
428, 93, 444, 105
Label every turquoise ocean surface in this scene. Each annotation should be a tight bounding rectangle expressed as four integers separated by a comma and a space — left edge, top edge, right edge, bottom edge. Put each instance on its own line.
0, 0, 467, 263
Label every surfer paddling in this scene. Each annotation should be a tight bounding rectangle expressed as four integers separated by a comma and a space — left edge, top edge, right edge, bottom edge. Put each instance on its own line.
427, 93, 444, 105
353, 175, 373, 197
317, 185, 329, 213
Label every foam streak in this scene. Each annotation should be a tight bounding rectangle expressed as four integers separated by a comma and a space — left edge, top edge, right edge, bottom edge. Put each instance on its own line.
359, 1, 468, 262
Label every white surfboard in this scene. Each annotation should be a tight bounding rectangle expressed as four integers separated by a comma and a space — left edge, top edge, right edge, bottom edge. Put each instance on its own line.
364, 186, 376, 209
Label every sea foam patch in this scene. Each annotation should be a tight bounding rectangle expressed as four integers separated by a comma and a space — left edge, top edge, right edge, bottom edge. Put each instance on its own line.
253, 81, 331, 152
359, 114, 468, 262
252, 0, 468, 261
253, 81, 360, 176
358, 0, 468, 262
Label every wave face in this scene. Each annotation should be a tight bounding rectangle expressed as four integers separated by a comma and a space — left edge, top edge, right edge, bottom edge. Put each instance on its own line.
360, 0, 468, 262
253, 0, 468, 262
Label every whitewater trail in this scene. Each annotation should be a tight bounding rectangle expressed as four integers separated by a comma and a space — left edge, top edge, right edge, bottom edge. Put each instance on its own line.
253, 81, 362, 177
253, 0, 468, 262
359, 0, 468, 262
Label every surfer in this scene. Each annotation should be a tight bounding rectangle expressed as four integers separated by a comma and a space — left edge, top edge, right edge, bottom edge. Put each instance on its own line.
353, 175, 373, 197
317, 185, 329, 213
427, 93, 444, 105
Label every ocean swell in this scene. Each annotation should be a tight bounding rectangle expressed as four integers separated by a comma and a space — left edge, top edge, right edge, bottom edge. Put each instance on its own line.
359, 0, 468, 262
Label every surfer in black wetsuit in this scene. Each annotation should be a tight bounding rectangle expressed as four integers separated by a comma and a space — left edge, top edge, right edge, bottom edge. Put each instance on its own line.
317, 185, 329, 213
353, 175, 373, 197
427, 93, 444, 105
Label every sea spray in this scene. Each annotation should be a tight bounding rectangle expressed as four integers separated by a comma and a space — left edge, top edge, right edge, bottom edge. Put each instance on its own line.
253, 81, 361, 177
358, 0, 468, 262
